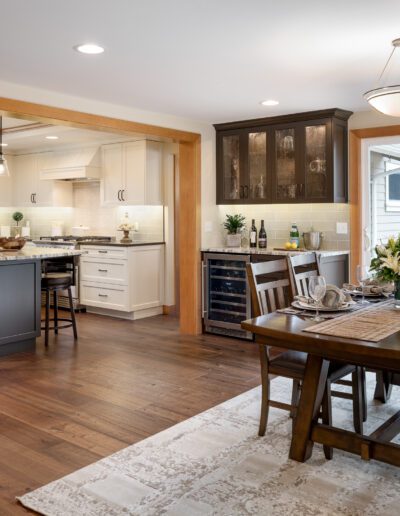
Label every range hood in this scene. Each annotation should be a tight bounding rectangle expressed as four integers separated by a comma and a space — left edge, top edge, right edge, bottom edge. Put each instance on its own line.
39, 146, 101, 181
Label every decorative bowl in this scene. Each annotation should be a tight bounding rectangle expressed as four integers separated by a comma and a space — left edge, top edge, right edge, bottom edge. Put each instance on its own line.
0, 237, 27, 250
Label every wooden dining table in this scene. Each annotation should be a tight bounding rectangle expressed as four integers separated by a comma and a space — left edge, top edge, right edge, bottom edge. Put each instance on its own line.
241, 311, 400, 467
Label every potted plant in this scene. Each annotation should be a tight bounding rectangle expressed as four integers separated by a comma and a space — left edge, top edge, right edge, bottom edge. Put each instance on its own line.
12, 211, 23, 226
223, 214, 246, 248
370, 235, 400, 307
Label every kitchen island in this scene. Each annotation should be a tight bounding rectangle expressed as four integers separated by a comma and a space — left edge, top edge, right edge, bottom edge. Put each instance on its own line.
0, 246, 82, 356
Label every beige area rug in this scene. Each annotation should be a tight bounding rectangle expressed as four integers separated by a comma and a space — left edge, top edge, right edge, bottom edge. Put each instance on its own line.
18, 374, 400, 515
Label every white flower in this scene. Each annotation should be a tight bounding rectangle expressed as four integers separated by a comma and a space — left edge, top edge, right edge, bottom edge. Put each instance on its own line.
118, 223, 134, 231
376, 245, 387, 256
380, 252, 400, 274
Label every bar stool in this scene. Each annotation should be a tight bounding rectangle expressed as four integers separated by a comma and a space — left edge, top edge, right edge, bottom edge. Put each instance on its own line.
41, 272, 78, 347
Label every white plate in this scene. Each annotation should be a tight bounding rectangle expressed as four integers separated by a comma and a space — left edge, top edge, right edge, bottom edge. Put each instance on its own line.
292, 300, 354, 312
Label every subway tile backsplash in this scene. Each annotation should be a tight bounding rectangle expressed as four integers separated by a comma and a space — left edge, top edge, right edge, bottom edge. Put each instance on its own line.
0, 182, 164, 242
217, 203, 350, 250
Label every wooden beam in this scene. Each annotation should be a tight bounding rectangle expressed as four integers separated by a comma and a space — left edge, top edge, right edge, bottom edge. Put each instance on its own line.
179, 139, 202, 334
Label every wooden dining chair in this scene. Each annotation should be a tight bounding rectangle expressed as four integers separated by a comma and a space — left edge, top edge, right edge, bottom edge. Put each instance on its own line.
287, 253, 367, 430
247, 256, 366, 459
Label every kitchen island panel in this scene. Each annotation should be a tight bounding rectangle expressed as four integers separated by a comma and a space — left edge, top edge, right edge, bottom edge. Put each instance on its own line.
0, 259, 41, 355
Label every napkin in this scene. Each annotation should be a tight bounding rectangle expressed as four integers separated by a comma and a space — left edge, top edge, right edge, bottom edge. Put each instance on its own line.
295, 284, 351, 309
343, 279, 393, 295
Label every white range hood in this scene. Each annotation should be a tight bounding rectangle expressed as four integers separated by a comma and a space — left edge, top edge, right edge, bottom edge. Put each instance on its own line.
39, 146, 101, 181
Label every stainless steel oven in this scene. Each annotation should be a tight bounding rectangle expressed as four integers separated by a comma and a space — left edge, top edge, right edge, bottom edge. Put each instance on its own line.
202, 252, 252, 340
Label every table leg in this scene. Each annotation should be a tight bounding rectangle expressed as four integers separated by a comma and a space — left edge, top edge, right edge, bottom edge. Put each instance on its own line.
374, 371, 393, 403
289, 354, 330, 462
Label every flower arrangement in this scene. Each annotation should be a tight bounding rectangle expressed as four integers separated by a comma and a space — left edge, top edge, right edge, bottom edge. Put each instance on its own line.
370, 235, 400, 282
118, 222, 134, 232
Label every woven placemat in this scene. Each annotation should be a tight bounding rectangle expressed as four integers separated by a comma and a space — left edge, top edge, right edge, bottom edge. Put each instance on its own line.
303, 300, 400, 342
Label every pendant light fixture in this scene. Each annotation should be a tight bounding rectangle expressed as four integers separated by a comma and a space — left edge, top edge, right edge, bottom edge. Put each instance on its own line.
364, 38, 400, 116
0, 117, 9, 177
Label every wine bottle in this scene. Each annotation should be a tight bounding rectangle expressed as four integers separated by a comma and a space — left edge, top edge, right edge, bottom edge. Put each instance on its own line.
250, 219, 257, 248
289, 223, 300, 247
258, 220, 267, 249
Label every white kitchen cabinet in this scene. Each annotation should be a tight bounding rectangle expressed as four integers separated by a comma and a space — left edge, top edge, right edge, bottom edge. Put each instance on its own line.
0, 155, 13, 207
80, 244, 164, 319
101, 141, 163, 206
12, 153, 73, 207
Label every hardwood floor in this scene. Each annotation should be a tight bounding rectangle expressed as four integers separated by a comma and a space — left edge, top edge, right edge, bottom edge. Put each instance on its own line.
0, 312, 260, 514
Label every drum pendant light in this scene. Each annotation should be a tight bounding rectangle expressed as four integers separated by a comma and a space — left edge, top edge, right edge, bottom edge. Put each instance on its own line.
0, 117, 9, 177
364, 38, 400, 117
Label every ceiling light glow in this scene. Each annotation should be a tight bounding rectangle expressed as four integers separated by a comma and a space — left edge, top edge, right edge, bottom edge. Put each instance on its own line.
0, 143, 8, 147
45, 136, 59, 140
261, 99, 279, 106
74, 43, 105, 55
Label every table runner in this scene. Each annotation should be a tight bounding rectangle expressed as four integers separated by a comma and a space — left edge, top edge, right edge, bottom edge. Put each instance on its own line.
303, 300, 400, 342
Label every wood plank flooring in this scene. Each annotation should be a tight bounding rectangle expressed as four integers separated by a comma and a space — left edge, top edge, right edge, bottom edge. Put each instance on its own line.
0, 312, 260, 514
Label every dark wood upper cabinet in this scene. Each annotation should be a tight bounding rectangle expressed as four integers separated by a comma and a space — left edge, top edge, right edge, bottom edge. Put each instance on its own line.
214, 108, 352, 204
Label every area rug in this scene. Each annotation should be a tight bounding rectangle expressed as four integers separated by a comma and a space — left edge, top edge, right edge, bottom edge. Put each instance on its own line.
18, 374, 400, 515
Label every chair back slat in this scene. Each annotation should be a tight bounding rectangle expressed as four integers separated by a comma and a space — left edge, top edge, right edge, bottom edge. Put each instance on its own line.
247, 259, 293, 316
288, 252, 320, 297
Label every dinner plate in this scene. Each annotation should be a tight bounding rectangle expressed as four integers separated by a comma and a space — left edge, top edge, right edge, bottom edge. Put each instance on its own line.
292, 300, 355, 312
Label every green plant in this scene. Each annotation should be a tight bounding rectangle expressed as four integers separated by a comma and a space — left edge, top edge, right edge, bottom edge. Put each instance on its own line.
223, 214, 246, 235
370, 235, 400, 282
12, 211, 23, 226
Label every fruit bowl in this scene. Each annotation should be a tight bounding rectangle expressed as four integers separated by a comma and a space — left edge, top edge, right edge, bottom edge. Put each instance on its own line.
0, 237, 27, 250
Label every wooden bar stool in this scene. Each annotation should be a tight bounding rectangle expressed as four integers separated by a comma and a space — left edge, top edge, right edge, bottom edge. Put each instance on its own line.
41, 272, 78, 347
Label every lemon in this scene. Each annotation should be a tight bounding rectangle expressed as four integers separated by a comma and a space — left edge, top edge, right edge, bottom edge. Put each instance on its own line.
291, 242, 298, 249
285, 242, 292, 249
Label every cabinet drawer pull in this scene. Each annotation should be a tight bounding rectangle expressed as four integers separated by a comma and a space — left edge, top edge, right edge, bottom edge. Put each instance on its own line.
121, 189, 126, 202
98, 293, 108, 298
244, 185, 249, 198
98, 250, 108, 254
239, 186, 244, 199
98, 269, 108, 272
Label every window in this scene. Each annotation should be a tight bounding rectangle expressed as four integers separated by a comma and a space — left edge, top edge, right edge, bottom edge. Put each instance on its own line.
385, 160, 400, 211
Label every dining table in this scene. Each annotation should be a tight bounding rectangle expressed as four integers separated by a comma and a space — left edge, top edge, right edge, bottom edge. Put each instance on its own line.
241, 303, 400, 467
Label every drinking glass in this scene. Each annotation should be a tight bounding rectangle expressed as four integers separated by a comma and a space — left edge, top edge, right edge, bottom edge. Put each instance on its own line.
356, 265, 370, 304
308, 276, 327, 322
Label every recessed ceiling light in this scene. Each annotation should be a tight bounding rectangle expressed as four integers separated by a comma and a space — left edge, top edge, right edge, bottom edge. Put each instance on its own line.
260, 99, 279, 106
74, 43, 105, 55
0, 143, 8, 147
45, 136, 59, 140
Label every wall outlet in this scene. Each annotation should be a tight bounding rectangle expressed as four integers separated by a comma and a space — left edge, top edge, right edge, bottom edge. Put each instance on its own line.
336, 222, 348, 235
204, 221, 213, 233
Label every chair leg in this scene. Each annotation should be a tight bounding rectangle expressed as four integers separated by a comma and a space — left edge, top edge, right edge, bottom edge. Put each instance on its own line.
290, 379, 301, 418
53, 290, 58, 335
322, 380, 333, 460
68, 287, 78, 339
352, 367, 364, 434
258, 344, 270, 437
361, 367, 367, 422
45, 289, 50, 347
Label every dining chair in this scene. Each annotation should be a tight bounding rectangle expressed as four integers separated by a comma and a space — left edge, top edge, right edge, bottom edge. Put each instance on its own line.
247, 256, 366, 459
287, 253, 367, 430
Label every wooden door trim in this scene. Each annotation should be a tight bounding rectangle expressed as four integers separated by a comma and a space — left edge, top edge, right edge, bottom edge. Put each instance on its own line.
0, 96, 202, 334
349, 124, 400, 281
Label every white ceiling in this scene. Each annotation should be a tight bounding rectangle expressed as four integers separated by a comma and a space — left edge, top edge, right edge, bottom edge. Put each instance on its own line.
1, 0, 400, 122
1, 117, 130, 154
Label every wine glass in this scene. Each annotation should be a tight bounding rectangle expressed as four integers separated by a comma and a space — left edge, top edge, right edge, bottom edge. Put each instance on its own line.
356, 265, 371, 304
308, 276, 327, 322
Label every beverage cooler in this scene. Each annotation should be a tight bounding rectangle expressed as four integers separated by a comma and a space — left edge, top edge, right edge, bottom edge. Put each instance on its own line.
202, 253, 252, 340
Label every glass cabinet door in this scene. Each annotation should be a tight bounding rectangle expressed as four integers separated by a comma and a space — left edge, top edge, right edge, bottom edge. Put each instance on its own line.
275, 128, 298, 201
221, 134, 241, 201
305, 124, 327, 199
248, 131, 267, 201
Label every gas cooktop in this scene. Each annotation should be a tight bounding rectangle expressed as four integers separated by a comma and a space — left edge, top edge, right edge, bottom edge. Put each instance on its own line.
39, 235, 113, 242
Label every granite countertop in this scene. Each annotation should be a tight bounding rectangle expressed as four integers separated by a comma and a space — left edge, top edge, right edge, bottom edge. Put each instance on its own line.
0, 246, 82, 261
201, 247, 349, 258
78, 241, 165, 247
